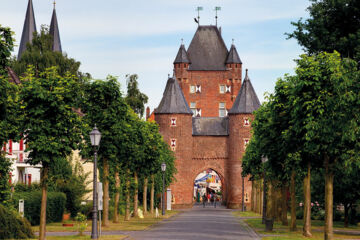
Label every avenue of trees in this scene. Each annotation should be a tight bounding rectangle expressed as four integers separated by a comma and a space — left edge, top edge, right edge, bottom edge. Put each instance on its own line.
243, 1, 360, 240
0, 25, 176, 240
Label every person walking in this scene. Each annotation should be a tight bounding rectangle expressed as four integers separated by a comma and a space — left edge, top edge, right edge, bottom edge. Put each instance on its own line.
214, 194, 217, 208
203, 193, 207, 208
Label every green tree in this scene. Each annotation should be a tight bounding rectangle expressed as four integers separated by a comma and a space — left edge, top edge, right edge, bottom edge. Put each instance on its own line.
19, 67, 83, 240
0, 25, 14, 74
287, 0, 360, 63
290, 52, 360, 240
0, 25, 21, 205
11, 25, 89, 80
125, 74, 148, 118
81, 76, 129, 226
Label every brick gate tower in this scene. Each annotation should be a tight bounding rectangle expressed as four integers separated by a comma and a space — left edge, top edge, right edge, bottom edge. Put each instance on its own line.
153, 25, 260, 209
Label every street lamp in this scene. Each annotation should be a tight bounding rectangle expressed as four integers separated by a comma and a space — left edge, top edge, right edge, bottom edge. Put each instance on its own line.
90, 125, 101, 239
161, 162, 166, 215
261, 156, 268, 224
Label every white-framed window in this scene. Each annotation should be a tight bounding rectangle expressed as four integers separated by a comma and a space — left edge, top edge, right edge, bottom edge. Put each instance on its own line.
244, 117, 250, 126
219, 85, 225, 94
226, 86, 231, 93
170, 117, 177, 127
190, 85, 196, 93
196, 85, 201, 93
244, 139, 250, 149
219, 102, 226, 117
195, 108, 201, 117
190, 102, 196, 117
171, 138, 176, 151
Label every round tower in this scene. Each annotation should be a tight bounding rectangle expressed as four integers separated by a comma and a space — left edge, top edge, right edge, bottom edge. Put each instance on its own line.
227, 69, 260, 209
173, 43, 190, 89
226, 43, 243, 103
154, 76, 193, 208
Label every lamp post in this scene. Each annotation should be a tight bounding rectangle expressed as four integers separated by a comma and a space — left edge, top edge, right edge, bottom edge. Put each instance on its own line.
90, 125, 101, 239
261, 157, 268, 224
161, 162, 166, 215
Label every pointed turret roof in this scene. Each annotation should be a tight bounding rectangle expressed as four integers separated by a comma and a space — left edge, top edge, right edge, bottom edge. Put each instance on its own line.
18, 0, 37, 59
187, 25, 228, 70
226, 44, 242, 64
49, 5, 62, 52
228, 69, 261, 114
174, 44, 190, 64
155, 77, 192, 114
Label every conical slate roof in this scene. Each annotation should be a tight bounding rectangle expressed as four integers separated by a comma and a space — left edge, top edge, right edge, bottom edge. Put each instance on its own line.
18, 0, 37, 59
228, 69, 261, 114
49, 7, 62, 52
155, 77, 192, 114
226, 44, 242, 64
187, 26, 228, 70
174, 44, 190, 64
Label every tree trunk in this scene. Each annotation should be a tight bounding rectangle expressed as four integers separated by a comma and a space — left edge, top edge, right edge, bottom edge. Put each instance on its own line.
303, 162, 312, 237
281, 184, 288, 226
275, 187, 281, 221
324, 155, 334, 240
39, 165, 49, 240
125, 170, 131, 221
257, 183, 261, 213
143, 177, 148, 214
102, 158, 109, 226
133, 172, 138, 217
266, 181, 273, 220
150, 175, 154, 214
344, 204, 349, 228
113, 169, 120, 223
251, 181, 255, 212
290, 170, 297, 231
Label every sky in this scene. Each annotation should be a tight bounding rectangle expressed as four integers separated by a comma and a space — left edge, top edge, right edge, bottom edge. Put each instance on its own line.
0, 0, 311, 112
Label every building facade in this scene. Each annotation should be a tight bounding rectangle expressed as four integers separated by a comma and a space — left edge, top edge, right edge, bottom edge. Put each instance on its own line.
152, 25, 260, 209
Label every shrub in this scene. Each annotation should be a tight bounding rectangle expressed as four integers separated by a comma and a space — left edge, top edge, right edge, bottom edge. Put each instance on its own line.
79, 201, 93, 219
74, 212, 87, 236
0, 204, 34, 239
12, 191, 66, 225
14, 183, 41, 192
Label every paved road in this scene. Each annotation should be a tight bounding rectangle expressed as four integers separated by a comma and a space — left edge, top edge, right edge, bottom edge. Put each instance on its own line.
126, 204, 260, 240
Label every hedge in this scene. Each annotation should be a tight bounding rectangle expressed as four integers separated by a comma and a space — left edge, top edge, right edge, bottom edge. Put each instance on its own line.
12, 191, 66, 225
0, 204, 34, 239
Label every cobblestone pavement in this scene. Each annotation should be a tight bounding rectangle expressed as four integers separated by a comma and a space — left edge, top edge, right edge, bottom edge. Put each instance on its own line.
125, 204, 260, 240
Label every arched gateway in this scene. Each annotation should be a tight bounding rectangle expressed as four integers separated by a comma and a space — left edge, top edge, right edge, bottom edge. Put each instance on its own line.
151, 25, 260, 209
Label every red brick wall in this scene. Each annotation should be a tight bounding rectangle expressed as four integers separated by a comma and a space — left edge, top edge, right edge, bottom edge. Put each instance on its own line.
227, 113, 254, 208
174, 63, 242, 117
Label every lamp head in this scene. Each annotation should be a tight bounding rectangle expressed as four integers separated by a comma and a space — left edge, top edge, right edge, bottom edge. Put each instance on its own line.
89, 125, 101, 147
161, 162, 166, 172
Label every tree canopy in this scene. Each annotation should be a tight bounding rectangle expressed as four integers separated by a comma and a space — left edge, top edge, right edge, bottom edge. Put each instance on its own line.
11, 25, 88, 80
125, 74, 148, 118
287, 0, 360, 63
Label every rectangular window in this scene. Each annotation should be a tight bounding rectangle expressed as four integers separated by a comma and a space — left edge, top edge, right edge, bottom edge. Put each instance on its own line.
219, 85, 225, 94
190, 85, 196, 93
219, 102, 226, 117
190, 102, 196, 117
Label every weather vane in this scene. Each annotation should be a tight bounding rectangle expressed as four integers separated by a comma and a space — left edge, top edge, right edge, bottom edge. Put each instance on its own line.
215, 6, 221, 26
194, 6, 203, 26
53, 0, 56, 9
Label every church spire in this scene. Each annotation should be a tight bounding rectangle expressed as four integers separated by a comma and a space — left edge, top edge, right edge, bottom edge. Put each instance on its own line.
18, 0, 37, 59
49, 1, 62, 52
